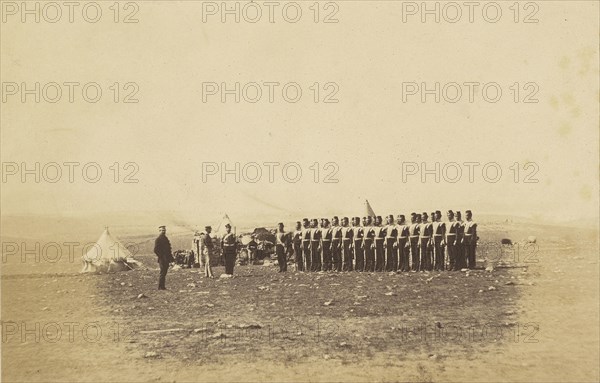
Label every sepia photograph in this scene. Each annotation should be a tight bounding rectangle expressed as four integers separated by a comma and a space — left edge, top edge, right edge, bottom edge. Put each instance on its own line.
1, 1, 599, 382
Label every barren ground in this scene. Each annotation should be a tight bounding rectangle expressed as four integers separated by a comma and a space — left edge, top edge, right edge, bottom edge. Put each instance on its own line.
2, 223, 598, 382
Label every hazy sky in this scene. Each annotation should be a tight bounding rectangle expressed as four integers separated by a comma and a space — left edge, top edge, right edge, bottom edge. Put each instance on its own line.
2, 1, 598, 224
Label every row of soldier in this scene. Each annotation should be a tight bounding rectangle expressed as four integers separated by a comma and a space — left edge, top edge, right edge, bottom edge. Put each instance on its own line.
275, 210, 478, 273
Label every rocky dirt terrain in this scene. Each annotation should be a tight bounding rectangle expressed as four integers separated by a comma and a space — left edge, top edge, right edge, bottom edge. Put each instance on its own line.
2, 223, 598, 382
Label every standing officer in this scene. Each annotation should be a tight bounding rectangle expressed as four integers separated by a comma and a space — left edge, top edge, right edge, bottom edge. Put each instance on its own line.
432, 211, 446, 271
292, 221, 303, 271
275, 222, 290, 272
373, 216, 386, 272
455, 211, 466, 269
192, 231, 202, 268
331, 216, 343, 272
363, 216, 375, 272
310, 219, 322, 271
203, 226, 215, 278
301, 218, 312, 272
154, 225, 172, 290
353, 217, 365, 272
409, 213, 420, 271
397, 215, 411, 272
384, 215, 398, 272
320, 218, 333, 272
341, 217, 354, 271
221, 223, 237, 276
464, 210, 478, 269
445, 210, 459, 271
418, 212, 433, 271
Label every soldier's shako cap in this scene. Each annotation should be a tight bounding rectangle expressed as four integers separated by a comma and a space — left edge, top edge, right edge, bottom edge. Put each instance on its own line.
465, 210, 472, 214
302, 218, 309, 222
333, 216, 339, 220
205, 225, 212, 230
398, 214, 405, 219
225, 223, 231, 228
447, 210, 454, 215
435, 210, 441, 215
422, 212, 428, 217
410, 212, 416, 216
158, 225, 166, 229
278, 222, 284, 226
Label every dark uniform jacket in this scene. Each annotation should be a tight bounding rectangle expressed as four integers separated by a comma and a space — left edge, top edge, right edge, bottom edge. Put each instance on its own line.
154, 234, 172, 263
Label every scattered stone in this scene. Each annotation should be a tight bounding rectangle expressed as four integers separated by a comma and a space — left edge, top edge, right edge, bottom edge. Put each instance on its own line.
505, 281, 515, 285
478, 290, 484, 293
209, 332, 226, 339
41, 307, 49, 311
384, 292, 396, 296
488, 286, 496, 291
194, 328, 208, 333
144, 351, 158, 358
238, 323, 262, 329
120, 282, 125, 286
324, 300, 334, 306
137, 293, 147, 299
206, 303, 214, 308
324, 354, 331, 360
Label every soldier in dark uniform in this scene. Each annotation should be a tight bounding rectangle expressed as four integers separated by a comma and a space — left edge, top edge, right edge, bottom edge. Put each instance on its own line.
154, 226, 172, 290
397, 215, 411, 272
455, 211, 466, 269
445, 210, 459, 271
247, 235, 258, 264
418, 212, 433, 271
353, 217, 364, 272
464, 210, 478, 269
221, 223, 237, 275
301, 218, 312, 272
310, 219, 321, 271
363, 216, 375, 272
373, 216, 386, 272
384, 215, 398, 272
409, 213, 420, 271
291, 221, 303, 271
341, 217, 353, 271
275, 222, 290, 272
331, 216, 343, 272
320, 219, 333, 272
432, 210, 445, 271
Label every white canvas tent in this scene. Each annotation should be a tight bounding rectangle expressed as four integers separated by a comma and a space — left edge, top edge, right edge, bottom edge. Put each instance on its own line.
81, 228, 139, 273
365, 199, 376, 217
214, 214, 235, 237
